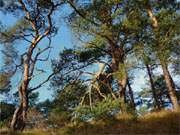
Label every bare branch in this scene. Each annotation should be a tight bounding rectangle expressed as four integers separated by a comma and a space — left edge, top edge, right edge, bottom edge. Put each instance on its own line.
18, 0, 37, 33
92, 83, 107, 99
28, 71, 56, 92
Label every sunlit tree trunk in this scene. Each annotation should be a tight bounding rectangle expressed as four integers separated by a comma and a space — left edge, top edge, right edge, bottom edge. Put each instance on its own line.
118, 74, 128, 104
146, 6, 179, 111
10, 47, 33, 130
9, 0, 59, 130
118, 75, 128, 113
111, 48, 128, 112
10, 86, 23, 130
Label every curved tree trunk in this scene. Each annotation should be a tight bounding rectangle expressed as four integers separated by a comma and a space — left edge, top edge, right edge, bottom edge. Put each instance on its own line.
11, 85, 23, 130
11, 47, 31, 131
10, 102, 23, 130
10, 84, 29, 131
9, 0, 57, 131
161, 62, 179, 111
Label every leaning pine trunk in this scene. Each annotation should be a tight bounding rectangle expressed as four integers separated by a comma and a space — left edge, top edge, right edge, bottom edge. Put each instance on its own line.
161, 62, 179, 111
145, 64, 161, 110
10, 88, 23, 130
146, 5, 179, 111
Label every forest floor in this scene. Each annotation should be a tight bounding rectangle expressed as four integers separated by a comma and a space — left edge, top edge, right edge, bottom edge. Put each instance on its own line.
0, 110, 180, 135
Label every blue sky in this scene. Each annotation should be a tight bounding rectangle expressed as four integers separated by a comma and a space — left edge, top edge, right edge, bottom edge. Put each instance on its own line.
0, 8, 146, 102
0, 4, 179, 103
0, 6, 160, 102
0, 6, 75, 101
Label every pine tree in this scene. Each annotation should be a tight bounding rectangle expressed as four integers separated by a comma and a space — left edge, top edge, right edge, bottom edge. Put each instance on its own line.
0, 0, 64, 130
137, 0, 180, 111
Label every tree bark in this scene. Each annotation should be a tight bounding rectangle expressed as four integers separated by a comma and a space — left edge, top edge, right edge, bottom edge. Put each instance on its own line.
118, 71, 128, 112
9, 0, 57, 131
161, 62, 179, 111
10, 98, 23, 130
10, 83, 29, 131
119, 76, 128, 103
111, 48, 128, 111
127, 80, 136, 110
145, 64, 161, 110
10, 45, 33, 131
146, 5, 179, 111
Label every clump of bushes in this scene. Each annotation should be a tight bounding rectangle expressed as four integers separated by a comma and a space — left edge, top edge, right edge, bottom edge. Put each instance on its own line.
48, 108, 71, 127
73, 96, 120, 122
0, 102, 15, 128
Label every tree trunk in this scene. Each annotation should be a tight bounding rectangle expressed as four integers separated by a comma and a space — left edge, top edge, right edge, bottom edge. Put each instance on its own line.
119, 78, 128, 103
10, 84, 29, 131
111, 47, 128, 111
11, 55, 30, 131
145, 64, 161, 110
146, 6, 179, 111
127, 80, 136, 110
161, 62, 179, 111
21, 81, 29, 130
10, 102, 23, 130
118, 73, 128, 112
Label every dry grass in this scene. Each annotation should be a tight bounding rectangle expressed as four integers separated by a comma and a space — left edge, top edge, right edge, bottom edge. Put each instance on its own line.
0, 128, 53, 135
0, 110, 179, 135
70, 110, 180, 135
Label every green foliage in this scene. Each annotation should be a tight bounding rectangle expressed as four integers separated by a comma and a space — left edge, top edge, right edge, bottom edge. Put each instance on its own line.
0, 121, 5, 128
36, 99, 53, 111
69, 110, 180, 135
78, 49, 103, 62
151, 8, 179, 64
26, 108, 46, 129
12, 91, 40, 107
0, 102, 15, 127
48, 109, 71, 127
73, 96, 120, 121
0, 73, 11, 93
139, 75, 171, 109
53, 81, 87, 112
0, 0, 179, 133
138, 106, 149, 116
37, 0, 52, 9
29, 92, 39, 107
113, 64, 126, 80
0, 19, 29, 43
